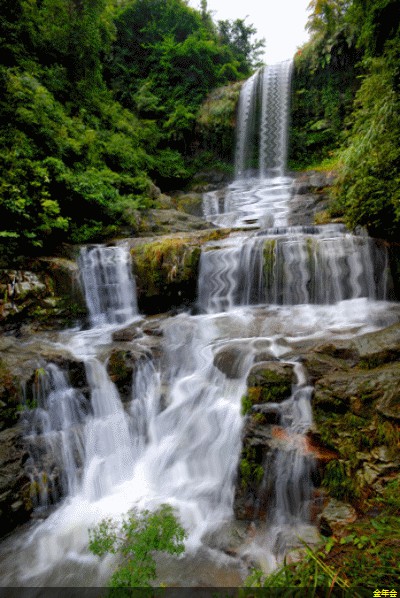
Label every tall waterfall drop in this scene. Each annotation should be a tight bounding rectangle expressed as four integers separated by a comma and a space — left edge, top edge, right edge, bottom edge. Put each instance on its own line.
203, 61, 294, 229
235, 61, 292, 179
0, 63, 398, 588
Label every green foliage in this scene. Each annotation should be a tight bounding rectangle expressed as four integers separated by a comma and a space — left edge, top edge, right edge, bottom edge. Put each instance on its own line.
333, 56, 400, 239
196, 82, 242, 163
217, 18, 265, 74
239, 447, 264, 488
88, 504, 186, 587
292, 0, 400, 243
0, 0, 263, 258
322, 459, 359, 500
245, 478, 400, 589
241, 393, 254, 416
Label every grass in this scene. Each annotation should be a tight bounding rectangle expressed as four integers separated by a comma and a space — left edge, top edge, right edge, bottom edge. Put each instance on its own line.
244, 477, 400, 591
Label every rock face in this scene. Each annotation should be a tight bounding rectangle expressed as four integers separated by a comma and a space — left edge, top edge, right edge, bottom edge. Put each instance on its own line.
234, 362, 295, 520
0, 426, 32, 535
319, 499, 357, 536
132, 208, 213, 236
0, 334, 90, 538
288, 170, 338, 227
0, 257, 86, 331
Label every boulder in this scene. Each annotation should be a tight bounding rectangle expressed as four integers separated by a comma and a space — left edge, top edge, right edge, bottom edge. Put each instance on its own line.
172, 192, 204, 217
213, 345, 247, 379
107, 348, 152, 402
319, 499, 357, 536
314, 362, 400, 418
245, 362, 294, 406
112, 324, 142, 342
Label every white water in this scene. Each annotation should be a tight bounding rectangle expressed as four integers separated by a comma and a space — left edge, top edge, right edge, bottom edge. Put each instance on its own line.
0, 62, 399, 587
78, 244, 138, 327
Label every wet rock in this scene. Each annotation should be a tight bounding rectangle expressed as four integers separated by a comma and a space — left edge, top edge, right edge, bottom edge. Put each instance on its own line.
142, 322, 164, 337
253, 350, 278, 363
314, 362, 400, 418
0, 425, 32, 537
319, 499, 357, 536
112, 324, 142, 342
298, 351, 350, 384
0, 259, 86, 330
190, 169, 233, 192
172, 192, 204, 217
304, 322, 400, 373
134, 208, 212, 236
0, 358, 21, 431
352, 322, 400, 369
213, 345, 247, 379
288, 171, 338, 227
202, 520, 249, 555
234, 362, 299, 521
246, 362, 294, 404
106, 348, 151, 402
129, 230, 230, 315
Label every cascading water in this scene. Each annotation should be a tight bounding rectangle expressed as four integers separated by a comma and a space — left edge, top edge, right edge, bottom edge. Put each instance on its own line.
0, 62, 399, 587
198, 226, 391, 313
235, 61, 292, 179
79, 244, 138, 327
203, 61, 293, 229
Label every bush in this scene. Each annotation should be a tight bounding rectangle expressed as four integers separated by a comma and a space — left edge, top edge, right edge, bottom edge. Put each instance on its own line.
88, 504, 186, 587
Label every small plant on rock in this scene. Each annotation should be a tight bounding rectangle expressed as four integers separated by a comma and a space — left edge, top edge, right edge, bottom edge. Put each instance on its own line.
88, 504, 186, 587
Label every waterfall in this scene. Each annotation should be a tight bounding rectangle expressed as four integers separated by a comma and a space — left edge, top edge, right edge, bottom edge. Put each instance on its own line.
1, 63, 399, 587
235, 61, 292, 179
79, 244, 138, 327
198, 226, 391, 312
203, 61, 294, 229
23, 364, 87, 509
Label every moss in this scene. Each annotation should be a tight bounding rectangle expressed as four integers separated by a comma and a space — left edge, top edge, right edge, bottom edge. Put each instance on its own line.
131, 237, 199, 296
314, 210, 332, 225
322, 460, 360, 501
315, 404, 400, 503
241, 387, 263, 415
130, 230, 231, 312
196, 82, 242, 163
107, 351, 133, 390
239, 447, 264, 489
248, 369, 292, 402
252, 412, 267, 425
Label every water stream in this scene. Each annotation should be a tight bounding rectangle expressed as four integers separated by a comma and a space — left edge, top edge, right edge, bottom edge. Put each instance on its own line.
0, 62, 398, 588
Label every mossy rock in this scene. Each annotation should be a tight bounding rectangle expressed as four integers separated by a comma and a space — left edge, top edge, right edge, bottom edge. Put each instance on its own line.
314, 362, 400, 418
242, 362, 294, 413
172, 192, 204, 217
0, 359, 21, 430
130, 230, 230, 314
0, 259, 87, 330
107, 349, 151, 402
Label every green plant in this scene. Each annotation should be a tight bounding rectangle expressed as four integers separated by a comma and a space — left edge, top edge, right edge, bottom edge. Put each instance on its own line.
88, 504, 186, 587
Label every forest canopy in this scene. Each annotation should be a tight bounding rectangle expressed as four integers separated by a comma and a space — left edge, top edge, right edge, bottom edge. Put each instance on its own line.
290, 0, 400, 239
0, 0, 264, 259
1, 0, 399, 259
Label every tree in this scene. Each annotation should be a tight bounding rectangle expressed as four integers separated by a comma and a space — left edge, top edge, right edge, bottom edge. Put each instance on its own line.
218, 18, 265, 73
88, 504, 186, 587
333, 57, 400, 239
